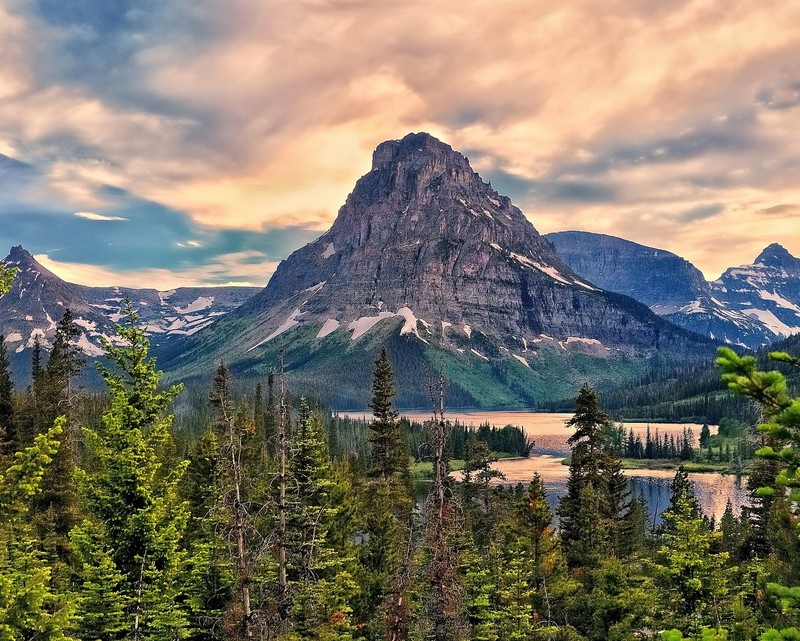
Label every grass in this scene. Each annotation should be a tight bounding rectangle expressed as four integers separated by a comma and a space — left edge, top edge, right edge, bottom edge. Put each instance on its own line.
412, 456, 526, 480
561, 455, 743, 474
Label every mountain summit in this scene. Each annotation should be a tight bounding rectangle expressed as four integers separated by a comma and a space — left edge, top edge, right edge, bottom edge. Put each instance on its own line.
164, 133, 711, 407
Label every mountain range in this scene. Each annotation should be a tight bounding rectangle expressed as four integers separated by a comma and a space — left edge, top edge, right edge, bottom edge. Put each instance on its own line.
1, 133, 798, 407
158, 133, 712, 407
0, 245, 258, 377
546, 232, 800, 349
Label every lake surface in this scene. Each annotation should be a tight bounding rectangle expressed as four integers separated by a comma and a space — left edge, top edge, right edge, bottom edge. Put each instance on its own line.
343, 410, 748, 523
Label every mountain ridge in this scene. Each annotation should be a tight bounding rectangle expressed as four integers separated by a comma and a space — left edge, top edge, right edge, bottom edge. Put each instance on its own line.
0, 246, 260, 368
546, 231, 800, 348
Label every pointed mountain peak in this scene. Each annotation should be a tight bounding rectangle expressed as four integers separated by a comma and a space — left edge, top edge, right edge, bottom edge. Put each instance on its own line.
6, 245, 34, 263
3, 245, 61, 281
755, 242, 798, 267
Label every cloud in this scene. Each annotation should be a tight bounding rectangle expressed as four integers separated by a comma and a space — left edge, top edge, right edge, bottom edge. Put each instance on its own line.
0, 0, 798, 284
34, 251, 278, 289
74, 211, 128, 221
757, 204, 800, 217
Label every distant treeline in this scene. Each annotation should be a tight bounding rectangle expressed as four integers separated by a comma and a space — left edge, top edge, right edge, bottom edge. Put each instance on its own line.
328, 414, 533, 464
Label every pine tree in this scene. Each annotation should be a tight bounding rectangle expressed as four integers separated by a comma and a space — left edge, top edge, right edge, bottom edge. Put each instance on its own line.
0, 335, 15, 455
520, 473, 573, 631
287, 398, 357, 639
717, 346, 800, 629
72, 304, 193, 639
31, 309, 85, 580
0, 417, 74, 639
654, 491, 732, 634
208, 361, 258, 638
367, 347, 406, 480
620, 490, 649, 558
558, 384, 626, 568
40, 309, 83, 428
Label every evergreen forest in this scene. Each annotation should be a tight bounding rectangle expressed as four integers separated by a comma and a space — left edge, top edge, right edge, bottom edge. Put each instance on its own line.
2, 265, 800, 641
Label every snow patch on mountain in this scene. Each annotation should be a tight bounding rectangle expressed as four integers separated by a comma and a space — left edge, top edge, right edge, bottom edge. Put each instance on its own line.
512, 353, 530, 368
349, 312, 395, 340
175, 296, 214, 314
317, 319, 340, 339
741, 309, 800, 337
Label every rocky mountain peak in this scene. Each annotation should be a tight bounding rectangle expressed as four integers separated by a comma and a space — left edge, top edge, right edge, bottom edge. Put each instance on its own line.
328, 132, 522, 253
755, 243, 798, 269
371, 132, 470, 174
3, 245, 60, 282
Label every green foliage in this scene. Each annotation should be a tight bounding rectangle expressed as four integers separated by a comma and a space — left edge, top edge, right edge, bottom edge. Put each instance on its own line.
653, 487, 733, 633
0, 417, 74, 640
0, 264, 16, 297
559, 384, 631, 569
72, 304, 193, 639
368, 347, 407, 480
0, 335, 14, 454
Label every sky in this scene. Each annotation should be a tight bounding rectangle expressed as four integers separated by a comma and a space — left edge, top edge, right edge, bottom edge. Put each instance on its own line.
0, 0, 798, 289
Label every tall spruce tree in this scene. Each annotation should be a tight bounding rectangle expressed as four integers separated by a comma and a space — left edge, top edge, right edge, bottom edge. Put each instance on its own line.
356, 346, 415, 641
0, 417, 73, 640
286, 398, 357, 639
558, 384, 627, 568
367, 347, 406, 480
207, 361, 261, 639
654, 488, 732, 635
72, 304, 193, 639
0, 335, 15, 455
32, 309, 85, 579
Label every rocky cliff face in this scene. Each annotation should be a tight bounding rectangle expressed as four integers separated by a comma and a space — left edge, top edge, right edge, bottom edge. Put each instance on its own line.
163, 133, 711, 407
546, 231, 708, 312
0, 246, 259, 360
231, 133, 707, 353
546, 232, 798, 348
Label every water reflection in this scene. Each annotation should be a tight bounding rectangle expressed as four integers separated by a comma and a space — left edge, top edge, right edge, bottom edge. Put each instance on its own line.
399, 411, 742, 524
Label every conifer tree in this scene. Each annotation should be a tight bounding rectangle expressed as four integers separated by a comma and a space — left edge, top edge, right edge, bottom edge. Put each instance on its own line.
520, 473, 573, 631
716, 346, 800, 631
0, 335, 15, 455
32, 309, 84, 579
286, 398, 357, 639
40, 309, 83, 428
654, 489, 732, 634
368, 347, 406, 480
0, 418, 73, 640
558, 384, 626, 568
208, 361, 258, 638
620, 490, 649, 558
72, 304, 192, 639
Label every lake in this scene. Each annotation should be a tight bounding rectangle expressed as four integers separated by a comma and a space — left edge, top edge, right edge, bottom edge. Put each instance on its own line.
343, 410, 748, 523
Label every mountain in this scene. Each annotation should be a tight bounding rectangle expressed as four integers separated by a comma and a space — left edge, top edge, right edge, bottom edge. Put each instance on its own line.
546, 232, 799, 348
0, 245, 259, 369
710, 243, 800, 341
162, 133, 714, 408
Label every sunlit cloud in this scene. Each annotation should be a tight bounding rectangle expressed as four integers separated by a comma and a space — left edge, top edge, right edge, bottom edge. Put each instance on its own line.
74, 211, 128, 222
0, 0, 797, 285
34, 251, 278, 289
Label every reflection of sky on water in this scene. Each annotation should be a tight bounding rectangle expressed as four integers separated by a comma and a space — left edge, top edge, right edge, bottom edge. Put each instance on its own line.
396, 411, 744, 525
488, 455, 748, 525
400, 411, 715, 454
